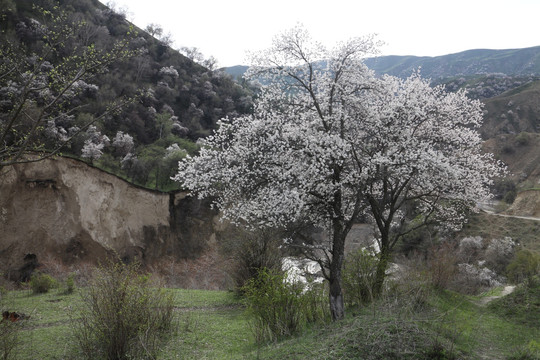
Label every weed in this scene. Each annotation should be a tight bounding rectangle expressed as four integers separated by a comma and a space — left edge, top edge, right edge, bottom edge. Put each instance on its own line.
72, 261, 175, 360
242, 268, 327, 343
29, 273, 57, 294
342, 249, 378, 306
64, 273, 75, 294
0, 320, 21, 360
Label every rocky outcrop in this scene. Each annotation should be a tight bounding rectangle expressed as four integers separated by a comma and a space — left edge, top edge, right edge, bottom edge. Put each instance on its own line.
0, 157, 221, 276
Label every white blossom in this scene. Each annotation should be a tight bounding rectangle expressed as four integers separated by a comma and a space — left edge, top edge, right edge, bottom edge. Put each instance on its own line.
81, 139, 104, 161
173, 26, 505, 319
112, 131, 134, 156
158, 66, 179, 78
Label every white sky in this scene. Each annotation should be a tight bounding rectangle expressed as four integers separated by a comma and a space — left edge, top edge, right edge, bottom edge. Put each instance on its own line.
104, 0, 540, 67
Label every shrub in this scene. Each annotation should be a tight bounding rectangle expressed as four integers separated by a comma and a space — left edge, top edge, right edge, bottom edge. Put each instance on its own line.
0, 320, 21, 360
242, 268, 327, 343
485, 237, 515, 275
73, 261, 175, 360
453, 263, 502, 294
492, 178, 517, 202
515, 132, 530, 146
428, 242, 458, 290
507, 249, 540, 283
222, 228, 283, 292
384, 256, 432, 313
458, 236, 484, 263
29, 272, 57, 294
342, 249, 378, 306
503, 189, 517, 204
65, 273, 75, 294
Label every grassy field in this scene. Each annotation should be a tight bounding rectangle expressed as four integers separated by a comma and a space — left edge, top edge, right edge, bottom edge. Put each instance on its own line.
1, 282, 539, 360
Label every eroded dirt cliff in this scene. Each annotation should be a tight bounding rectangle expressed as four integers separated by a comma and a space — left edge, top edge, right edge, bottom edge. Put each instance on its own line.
0, 157, 221, 277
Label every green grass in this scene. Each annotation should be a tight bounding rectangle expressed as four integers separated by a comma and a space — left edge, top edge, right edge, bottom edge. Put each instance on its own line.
1, 285, 539, 359
488, 280, 540, 328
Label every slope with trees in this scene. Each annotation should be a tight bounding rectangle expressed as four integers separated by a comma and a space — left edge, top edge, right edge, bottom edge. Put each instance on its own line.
174, 26, 504, 320
0, 0, 253, 190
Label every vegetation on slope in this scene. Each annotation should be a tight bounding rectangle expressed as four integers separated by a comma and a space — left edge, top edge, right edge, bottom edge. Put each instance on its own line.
0, 0, 254, 191
1, 282, 539, 359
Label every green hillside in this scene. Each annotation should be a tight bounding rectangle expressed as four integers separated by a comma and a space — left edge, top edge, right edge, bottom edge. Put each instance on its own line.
1, 0, 253, 190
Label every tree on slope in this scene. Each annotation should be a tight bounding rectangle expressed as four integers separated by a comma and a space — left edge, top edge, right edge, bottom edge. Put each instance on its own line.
174, 26, 504, 320
0, 4, 136, 172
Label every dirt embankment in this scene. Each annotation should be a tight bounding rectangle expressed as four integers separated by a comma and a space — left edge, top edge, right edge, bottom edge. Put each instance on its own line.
504, 189, 540, 218
0, 157, 223, 278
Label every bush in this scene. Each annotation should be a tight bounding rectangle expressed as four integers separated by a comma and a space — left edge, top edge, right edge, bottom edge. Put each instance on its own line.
73, 261, 175, 360
222, 228, 283, 292
65, 273, 76, 294
342, 249, 378, 306
485, 237, 515, 275
428, 242, 458, 290
0, 284, 22, 360
29, 272, 57, 294
507, 249, 540, 283
0, 320, 21, 360
242, 268, 327, 343
454, 263, 502, 294
384, 256, 433, 313
515, 132, 530, 146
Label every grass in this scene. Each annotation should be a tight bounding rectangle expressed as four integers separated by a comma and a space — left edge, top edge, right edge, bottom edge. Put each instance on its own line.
487, 280, 540, 328
1, 284, 539, 359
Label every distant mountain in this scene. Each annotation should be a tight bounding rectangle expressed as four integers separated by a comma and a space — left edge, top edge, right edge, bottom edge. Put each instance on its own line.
364, 46, 540, 79
225, 46, 540, 83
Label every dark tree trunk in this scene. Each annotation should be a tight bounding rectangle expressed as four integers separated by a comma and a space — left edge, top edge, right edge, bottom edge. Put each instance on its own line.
329, 274, 345, 320
373, 234, 390, 297
329, 220, 346, 321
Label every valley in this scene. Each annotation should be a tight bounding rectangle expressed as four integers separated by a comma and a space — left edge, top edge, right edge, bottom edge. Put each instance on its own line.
1, 0, 540, 359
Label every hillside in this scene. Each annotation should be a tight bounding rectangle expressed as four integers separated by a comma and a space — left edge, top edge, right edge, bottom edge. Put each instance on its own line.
225, 47, 540, 101
363, 46, 540, 79
479, 82, 540, 191
1, 0, 253, 191
481, 80, 540, 138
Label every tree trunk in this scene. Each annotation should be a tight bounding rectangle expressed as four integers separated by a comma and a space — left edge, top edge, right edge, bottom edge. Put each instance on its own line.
329, 220, 346, 321
373, 238, 390, 297
329, 272, 345, 320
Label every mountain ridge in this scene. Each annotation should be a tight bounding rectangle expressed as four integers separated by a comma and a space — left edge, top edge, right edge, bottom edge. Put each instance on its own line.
224, 45, 540, 81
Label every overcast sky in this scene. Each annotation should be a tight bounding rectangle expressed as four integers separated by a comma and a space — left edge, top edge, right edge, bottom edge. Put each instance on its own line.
104, 0, 540, 67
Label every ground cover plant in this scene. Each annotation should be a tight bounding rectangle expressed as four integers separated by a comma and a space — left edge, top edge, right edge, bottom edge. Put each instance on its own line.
73, 261, 175, 360
1, 273, 539, 359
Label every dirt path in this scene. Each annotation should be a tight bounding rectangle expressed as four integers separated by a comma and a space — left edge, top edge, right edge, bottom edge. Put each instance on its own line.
478, 202, 540, 222
477, 285, 516, 306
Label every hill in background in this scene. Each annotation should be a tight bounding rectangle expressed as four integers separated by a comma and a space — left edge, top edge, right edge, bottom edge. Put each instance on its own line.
364, 46, 540, 79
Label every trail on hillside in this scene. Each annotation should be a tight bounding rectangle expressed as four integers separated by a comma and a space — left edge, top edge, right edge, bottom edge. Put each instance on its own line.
478, 203, 540, 222
477, 285, 516, 306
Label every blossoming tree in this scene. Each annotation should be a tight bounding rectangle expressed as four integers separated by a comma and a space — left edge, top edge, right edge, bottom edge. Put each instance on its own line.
174, 26, 504, 320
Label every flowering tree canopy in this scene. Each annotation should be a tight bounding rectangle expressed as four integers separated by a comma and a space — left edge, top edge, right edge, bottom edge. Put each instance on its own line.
174, 26, 504, 320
